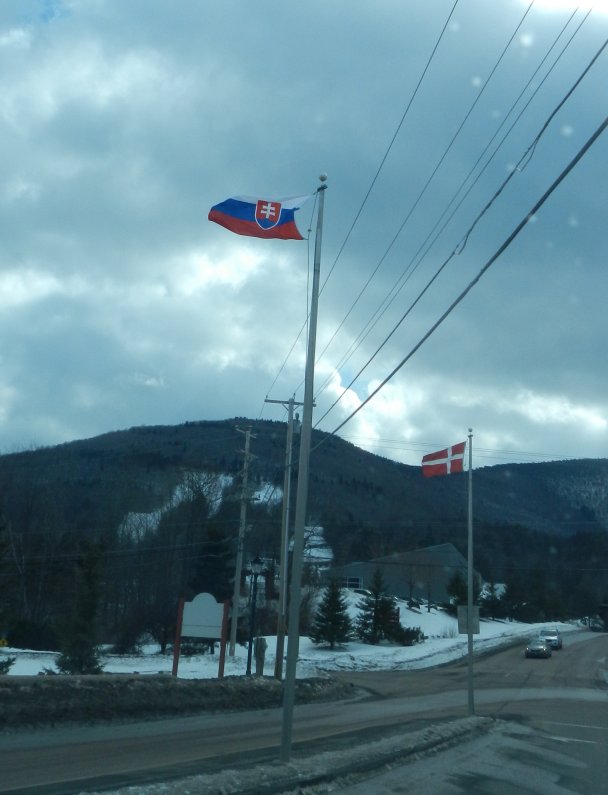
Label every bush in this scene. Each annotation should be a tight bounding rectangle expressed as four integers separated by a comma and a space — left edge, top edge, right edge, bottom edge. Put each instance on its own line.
180, 638, 217, 655
110, 619, 145, 655
56, 644, 103, 675
0, 654, 16, 674
388, 624, 424, 646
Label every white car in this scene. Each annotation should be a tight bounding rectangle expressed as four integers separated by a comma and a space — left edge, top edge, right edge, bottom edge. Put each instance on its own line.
538, 627, 562, 650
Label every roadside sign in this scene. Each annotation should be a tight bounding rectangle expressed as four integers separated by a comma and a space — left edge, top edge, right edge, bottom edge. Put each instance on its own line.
457, 605, 480, 634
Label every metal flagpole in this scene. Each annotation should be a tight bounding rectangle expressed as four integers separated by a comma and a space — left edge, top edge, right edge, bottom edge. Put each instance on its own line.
466, 427, 475, 715
280, 174, 327, 762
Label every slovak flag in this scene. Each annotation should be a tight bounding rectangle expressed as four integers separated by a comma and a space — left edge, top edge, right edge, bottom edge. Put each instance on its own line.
208, 194, 312, 240
421, 441, 466, 478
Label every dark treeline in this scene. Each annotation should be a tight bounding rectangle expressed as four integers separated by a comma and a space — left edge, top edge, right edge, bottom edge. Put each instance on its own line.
0, 420, 607, 652
0, 470, 283, 653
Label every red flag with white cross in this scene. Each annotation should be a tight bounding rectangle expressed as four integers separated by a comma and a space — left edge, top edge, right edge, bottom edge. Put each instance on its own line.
421, 441, 466, 477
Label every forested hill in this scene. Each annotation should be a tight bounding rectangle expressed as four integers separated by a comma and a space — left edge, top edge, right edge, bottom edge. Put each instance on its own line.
2, 418, 608, 648
0, 418, 606, 557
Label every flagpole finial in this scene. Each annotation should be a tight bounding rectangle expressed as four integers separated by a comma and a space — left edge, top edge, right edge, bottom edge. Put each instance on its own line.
319, 173, 327, 182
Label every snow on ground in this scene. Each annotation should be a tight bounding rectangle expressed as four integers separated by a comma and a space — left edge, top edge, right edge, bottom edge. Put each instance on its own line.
2, 594, 576, 678
2, 597, 580, 795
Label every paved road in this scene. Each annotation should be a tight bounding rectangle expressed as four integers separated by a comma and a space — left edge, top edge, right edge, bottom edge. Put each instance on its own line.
326, 705, 608, 795
326, 629, 608, 794
2, 629, 606, 793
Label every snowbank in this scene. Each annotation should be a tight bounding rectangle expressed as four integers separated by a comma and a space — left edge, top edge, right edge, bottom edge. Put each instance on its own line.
2, 600, 575, 679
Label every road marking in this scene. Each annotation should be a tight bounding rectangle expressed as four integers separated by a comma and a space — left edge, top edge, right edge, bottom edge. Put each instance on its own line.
545, 736, 599, 745
542, 720, 608, 732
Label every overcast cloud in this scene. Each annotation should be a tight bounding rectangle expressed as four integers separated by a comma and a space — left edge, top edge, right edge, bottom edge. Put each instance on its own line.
1, 0, 607, 467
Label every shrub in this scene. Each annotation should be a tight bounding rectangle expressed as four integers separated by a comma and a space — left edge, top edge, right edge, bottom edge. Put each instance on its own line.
110, 619, 145, 655
389, 624, 424, 646
0, 654, 16, 674
180, 638, 217, 655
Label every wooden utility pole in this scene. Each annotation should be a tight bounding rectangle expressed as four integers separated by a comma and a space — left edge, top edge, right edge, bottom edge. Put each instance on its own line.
265, 396, 303, 679
229, 427, 255, 656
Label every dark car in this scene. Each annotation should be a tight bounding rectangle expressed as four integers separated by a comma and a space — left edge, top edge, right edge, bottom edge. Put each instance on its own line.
538, 627, 562, 649
525, 638, 552, 658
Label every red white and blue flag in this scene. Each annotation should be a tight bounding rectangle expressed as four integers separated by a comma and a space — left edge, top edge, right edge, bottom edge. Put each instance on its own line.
421, 441, 466, 478
208, 194, 311, 240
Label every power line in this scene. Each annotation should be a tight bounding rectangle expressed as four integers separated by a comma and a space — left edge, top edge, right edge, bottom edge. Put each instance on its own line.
311, 1, 537, 390
338, 434, 583, 462
317, 0, 461, 295
314, 33, 608, 429
316, 7, 539, 385
320, 112, 608, 442
262, 1, 460, 407
312, 6, 589, 405
258, 192, 319, 415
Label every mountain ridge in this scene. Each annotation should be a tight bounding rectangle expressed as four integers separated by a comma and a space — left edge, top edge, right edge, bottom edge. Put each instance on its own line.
2, 418, 607, 647
1, 418, 606, 545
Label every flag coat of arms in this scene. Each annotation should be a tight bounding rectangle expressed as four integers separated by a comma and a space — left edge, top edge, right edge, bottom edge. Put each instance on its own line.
208, 194, 311, 240
421, 441, 466, 477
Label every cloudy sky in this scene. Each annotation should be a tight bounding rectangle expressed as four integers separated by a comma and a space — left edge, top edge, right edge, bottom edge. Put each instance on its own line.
1, 0, 607, 467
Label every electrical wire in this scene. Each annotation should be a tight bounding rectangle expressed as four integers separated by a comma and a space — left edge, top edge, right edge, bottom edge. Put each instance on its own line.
312, 6, 588, 404
257, 191, 319, 416
261, 1, 460, 408
318, 113, 608, 443
310, 1, 537, 389
318, 0, 461, 295
314, 31, 607, 429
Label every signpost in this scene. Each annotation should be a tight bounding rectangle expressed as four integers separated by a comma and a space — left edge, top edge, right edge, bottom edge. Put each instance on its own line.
172, 593, 229, 678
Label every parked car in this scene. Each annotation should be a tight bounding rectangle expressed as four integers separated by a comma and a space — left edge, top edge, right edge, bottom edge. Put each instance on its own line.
538, 627, 562, 649
525, 638, 552, 658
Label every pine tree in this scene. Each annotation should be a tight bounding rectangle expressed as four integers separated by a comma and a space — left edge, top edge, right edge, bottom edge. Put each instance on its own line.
309, 578, 352, 650
56, 545, 104, 674
355, 568, 395, 645
446, 570, 467, 616
189, 520, 235, 602
446, 569, 481, 616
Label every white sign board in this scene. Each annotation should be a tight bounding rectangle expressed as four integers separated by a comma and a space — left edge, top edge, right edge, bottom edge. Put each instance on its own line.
457, 605, 480, 635
181, 592, 224, 639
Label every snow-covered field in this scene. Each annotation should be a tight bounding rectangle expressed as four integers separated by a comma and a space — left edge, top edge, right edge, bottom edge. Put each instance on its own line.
3, 595, 576, 679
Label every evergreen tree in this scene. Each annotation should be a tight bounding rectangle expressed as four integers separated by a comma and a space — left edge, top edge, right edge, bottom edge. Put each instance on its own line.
190, 520, 234, 602
309, 579, 352, 649
446, 569, 481, 616
479, 580, 506, 620
355, 568, 395, 645
57, 544, 104, 674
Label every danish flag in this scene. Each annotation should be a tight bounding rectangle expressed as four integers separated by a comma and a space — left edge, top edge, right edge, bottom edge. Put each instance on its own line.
421, 441, 466, 478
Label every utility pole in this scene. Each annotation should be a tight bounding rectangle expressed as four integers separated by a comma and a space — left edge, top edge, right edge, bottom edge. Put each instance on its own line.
265, 396, 303, 679
229, 426, 255, 656
466, 428, 475, 716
